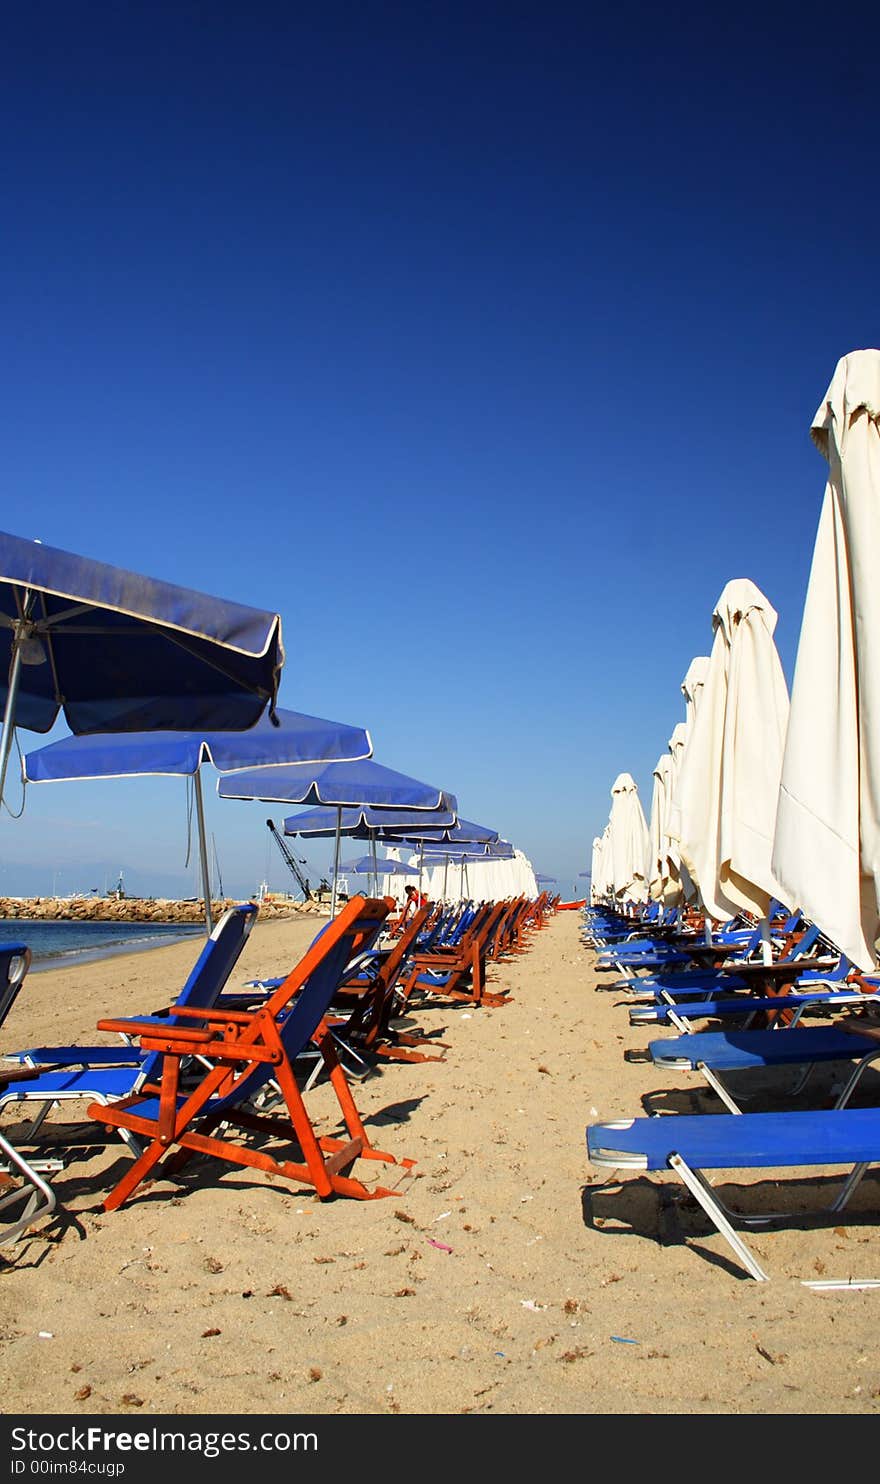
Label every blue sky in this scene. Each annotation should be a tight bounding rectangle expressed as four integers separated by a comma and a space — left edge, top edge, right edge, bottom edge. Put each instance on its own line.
1, 1, 877, 900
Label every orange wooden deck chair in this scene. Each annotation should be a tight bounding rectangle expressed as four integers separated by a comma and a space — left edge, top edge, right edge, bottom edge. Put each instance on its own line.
397, 898, 512, 1007
486, 896, 530, 958
87, 895, 417, 1211
326, 900, 449, 1065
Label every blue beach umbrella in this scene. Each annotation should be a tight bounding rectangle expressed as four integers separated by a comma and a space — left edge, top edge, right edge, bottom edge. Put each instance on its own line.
219, 759, 458, 915
280, 805, 458, 838
418, 840, 515, 860
383, 817, 499, 845
332, 856, 419, 879
0, 529, 285, 808
24, 708, 372, 932
283, 803, 459, 898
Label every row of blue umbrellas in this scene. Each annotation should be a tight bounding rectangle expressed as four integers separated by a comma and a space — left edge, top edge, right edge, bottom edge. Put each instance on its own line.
2, 529, 515, 924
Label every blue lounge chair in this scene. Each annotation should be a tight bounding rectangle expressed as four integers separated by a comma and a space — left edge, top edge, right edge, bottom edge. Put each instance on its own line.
647, 1020, 880, 1113
586, 1104, 880, 1280
0, 942, 31, 1028
629, 981, 864, 1031
0, 945, 62, 1243
0, 903, 259, 1181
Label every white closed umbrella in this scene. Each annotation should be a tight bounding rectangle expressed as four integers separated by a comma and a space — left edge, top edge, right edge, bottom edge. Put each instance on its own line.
514, 848, 539, 898
607, 772, 651, 903
772, 349, 880, 971
648, 750, 676, 902
593, 827, 608, 902
675, 578, 790, 926
664, 657, 710, 906
589, 835, 602, 904
681, 655, 710, 729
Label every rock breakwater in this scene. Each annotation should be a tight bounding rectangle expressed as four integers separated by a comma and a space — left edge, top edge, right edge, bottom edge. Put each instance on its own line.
0, 895, 324, 924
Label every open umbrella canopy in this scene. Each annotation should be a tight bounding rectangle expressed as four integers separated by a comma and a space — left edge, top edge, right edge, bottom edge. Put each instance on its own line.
382, 817, 499, 845
23, 709, 371, 782
219, 758, 457, 916
218, 758, 456, 812
23, 707, 372, 933
332, 855, 419, 877
772, 349, 880, 971
0, 529, 284, 736
418, 839, 515, 860
282, 804, 457, 839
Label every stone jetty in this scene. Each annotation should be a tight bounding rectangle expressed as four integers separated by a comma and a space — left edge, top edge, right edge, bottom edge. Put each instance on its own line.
0, 895, 325, 924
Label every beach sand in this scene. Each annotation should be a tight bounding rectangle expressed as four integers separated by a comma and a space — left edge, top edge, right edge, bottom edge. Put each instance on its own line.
2, 906, 880, 1416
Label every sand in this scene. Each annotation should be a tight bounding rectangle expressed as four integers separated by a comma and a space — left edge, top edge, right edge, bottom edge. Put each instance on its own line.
1, 906, 880, 1417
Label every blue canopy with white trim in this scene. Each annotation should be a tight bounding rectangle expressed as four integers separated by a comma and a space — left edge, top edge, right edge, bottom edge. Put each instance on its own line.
23, 709, 372, 782
219, 758, 457, 812
0, 529, 285, 736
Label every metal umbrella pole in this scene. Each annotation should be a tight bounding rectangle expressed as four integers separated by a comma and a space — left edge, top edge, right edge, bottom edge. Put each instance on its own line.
191, 770, 215, 934
0, 594, 36, 810
330, 805, 343, 916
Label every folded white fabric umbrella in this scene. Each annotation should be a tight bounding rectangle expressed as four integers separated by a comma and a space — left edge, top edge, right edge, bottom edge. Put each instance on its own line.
772, 349, 880, 970
607, 772, 651, 903
592, 825, 612, 903
681, 655, 710, 729
676, 578, 790, 923
648, 750, 676, 903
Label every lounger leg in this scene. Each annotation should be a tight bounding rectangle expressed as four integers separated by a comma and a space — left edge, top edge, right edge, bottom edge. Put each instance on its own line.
829, 1162, 869, 1213
0, 1132, 58, 1244
667, 1153, 770, 1281
696, 1063, 745, 1114
834, 1051, 880, 1109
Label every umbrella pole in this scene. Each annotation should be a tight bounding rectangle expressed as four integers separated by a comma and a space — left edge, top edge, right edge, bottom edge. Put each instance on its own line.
0, 594, 42, 810
0, 640, 24, 811
443, 853, 449, 901
759, 915, 773, 965
418, 843, 424, 900
192, 770, 214, 935
330, 806, 342, 916
371, 834, 378, 897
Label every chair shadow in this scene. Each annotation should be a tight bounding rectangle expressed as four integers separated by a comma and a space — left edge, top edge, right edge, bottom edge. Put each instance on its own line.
364, 1096, 427, 1129
638, 1086, 726, 1116
581, 1168, 880, 1281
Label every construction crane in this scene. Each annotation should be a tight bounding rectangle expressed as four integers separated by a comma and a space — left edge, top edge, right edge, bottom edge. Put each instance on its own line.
265, 818, 312, 901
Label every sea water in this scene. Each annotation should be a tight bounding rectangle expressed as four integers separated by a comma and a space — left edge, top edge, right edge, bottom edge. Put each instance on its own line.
0, 917, 205, 972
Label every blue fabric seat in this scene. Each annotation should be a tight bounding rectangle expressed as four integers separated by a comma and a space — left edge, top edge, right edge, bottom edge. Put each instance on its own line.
647, 1022, 880, 1113
0, 904, 259, 1205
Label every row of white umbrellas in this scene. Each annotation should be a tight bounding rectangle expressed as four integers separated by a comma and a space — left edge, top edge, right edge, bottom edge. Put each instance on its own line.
592, 347, 880, 972
380, 845, 539, 904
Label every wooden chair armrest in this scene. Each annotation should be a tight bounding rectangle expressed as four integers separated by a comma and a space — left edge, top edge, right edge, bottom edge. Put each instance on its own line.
153, 1004, 261, 1025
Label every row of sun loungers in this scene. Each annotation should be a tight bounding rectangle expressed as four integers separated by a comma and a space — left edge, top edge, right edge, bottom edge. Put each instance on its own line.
582, 898, 880, 1280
